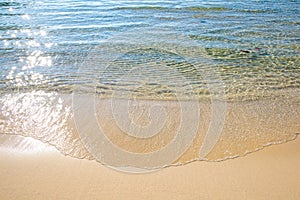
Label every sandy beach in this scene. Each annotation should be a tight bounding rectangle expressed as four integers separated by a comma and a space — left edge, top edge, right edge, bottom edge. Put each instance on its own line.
1, 0, 299, 199
1, 93, 299, 199
0, 134, 299, 200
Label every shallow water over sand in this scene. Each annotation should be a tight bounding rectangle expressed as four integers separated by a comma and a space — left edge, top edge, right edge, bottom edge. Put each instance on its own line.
1, 0, 299, 100
0, 91, 299, 171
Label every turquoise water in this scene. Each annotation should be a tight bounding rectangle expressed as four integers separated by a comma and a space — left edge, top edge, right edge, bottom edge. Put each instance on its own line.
0, 0, 299, 100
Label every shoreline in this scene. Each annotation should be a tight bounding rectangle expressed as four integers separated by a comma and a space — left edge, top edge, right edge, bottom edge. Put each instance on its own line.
0, 90, 299, 168
0, 89, 299, 199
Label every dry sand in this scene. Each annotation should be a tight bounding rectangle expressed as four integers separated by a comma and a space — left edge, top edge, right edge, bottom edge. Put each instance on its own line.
0, 135, 299, 200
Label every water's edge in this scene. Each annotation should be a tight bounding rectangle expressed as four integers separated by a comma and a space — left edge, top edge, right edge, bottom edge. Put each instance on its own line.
1, 91, 299, 171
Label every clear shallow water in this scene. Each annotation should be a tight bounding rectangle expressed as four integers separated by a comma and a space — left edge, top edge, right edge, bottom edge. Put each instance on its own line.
0, 0, 299, 99
0, 0, 300, 171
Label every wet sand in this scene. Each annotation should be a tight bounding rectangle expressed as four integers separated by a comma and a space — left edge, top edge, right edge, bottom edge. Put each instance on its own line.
1, 91, 300, 166
0, 135, 299, 200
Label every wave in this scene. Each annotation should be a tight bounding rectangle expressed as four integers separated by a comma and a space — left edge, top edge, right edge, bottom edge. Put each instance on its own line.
0, 90, 299, 171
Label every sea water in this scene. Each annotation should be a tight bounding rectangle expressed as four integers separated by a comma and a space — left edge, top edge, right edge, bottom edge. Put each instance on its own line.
0, 0, 299, 172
